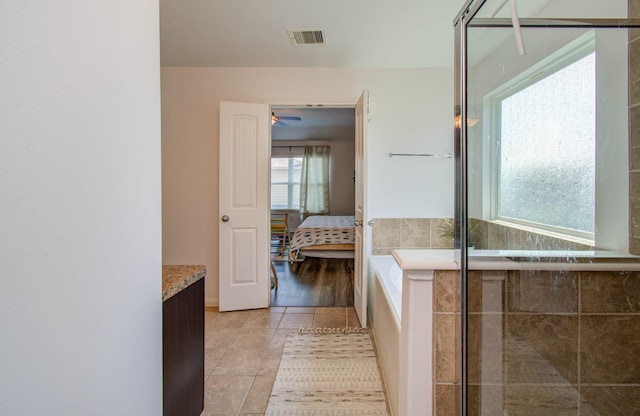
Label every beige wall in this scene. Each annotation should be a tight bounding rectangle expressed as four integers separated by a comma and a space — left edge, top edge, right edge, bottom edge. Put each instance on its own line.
161, 67, 454, 305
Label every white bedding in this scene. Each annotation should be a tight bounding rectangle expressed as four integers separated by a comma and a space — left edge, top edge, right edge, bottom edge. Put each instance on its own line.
289, 215, 355, 258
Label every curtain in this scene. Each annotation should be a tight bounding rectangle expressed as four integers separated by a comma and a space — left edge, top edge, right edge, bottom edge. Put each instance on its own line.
299, 145, 330, 220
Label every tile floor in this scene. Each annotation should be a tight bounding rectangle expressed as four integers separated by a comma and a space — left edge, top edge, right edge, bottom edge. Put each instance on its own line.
202, 306, 365, 415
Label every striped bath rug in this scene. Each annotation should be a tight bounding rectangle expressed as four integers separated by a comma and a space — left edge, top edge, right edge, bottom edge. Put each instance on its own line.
265, 330, 390, 416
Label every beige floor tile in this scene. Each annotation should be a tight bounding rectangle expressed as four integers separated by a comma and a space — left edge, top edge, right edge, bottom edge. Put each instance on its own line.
347, 310, 362, 328
315, 306, 347, 314
268, 306, 286, 313
212, 348, 265, 376
242, 313, 283, 329
205, 327, 242, 349
204, 310, 219, 325
239, 375, 276, 414
285, 306, 316, 314
257, 347, 283, 376
203, 375, 254, 414
209, 310, 253, 329
270, 328, 297, 349
230, 329, 277, 350
204, 347, 226, 380
313, 312, 347, 328
278, 313, 314, 328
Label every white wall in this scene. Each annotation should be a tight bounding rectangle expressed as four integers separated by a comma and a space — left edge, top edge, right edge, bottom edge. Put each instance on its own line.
1, 2, 162, 415
161, 67, 454, 304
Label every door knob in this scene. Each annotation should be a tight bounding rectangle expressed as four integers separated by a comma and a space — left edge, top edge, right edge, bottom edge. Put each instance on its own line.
354, 219, 363, 227
221, 215, 230, 222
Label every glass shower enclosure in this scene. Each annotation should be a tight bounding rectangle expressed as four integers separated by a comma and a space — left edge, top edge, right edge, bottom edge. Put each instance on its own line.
455, 0, 640, 414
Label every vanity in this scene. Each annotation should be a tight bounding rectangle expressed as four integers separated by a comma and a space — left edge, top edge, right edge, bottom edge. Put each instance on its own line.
162, 265, 206, 416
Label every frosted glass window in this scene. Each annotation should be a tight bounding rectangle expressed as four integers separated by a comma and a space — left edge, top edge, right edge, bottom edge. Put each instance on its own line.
497, 52, 595, 234
271, 157, 302, 209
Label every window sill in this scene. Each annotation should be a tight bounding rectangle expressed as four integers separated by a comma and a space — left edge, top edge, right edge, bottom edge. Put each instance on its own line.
489, 219, 595, 247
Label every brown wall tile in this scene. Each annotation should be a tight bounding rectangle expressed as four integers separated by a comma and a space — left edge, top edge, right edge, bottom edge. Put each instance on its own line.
435, 384, 460, 416
581, 315, 640, 383
467, 384, 504, 416
401, 218, 430, 248
468, 218, 488, 249
431, 218, 456, 249
487, 222, 508, 250
506, 315, 578, 384
504, 385, 578, 415
581, 271, 640, 313
581, 386, 640, 415
372, 218, 401, 249
435, 270, 460, 312
435, 313, 458, 383
631, 0, 640, 18
507, 270, 578, 313
630, 173, 640, 254
468, 271, 505, 313
468, 314, 504, 385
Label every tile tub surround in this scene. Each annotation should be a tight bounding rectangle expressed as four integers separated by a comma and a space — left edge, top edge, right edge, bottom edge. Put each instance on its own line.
467, 218, 594, 252
162, 264, 206, 301
392, 249, 640, 416
372, 218, 455, 254
372, 217, 595, 254
631, 0, 640, 254
467, 269, 640, 416
434, 269, 461, 416
391, 249, 459, 416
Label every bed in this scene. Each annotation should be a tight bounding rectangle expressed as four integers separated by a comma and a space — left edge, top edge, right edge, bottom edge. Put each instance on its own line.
289, 215, 356, 260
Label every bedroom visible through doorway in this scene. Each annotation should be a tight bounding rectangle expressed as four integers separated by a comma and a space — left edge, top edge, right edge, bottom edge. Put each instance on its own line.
269, 106, 356, 307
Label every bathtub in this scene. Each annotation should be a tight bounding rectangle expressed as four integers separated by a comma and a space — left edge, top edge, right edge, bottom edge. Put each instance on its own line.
369, 256, 402, 416
370, 250, 458, 416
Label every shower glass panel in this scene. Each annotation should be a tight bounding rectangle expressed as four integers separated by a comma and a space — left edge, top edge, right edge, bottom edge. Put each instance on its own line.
456, 0, 640, 414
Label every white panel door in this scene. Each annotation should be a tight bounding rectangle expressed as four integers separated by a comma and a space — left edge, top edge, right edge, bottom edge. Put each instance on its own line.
219, 101, 270, 311
354, 91, 369, 327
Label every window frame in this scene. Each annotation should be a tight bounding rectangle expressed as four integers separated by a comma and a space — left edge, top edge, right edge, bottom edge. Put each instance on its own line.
485, 32, 596, 241
270, 155, 302, 210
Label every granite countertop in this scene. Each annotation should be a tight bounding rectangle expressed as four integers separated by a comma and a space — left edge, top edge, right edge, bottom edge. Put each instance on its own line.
162, 265, 206, 302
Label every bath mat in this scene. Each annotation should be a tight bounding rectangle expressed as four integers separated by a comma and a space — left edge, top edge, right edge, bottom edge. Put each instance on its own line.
265, 330, 389, 416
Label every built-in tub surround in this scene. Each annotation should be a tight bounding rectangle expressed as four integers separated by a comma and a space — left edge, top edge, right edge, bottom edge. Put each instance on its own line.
468, 265, 640, 415
390, 249, 640, 415
369, 256, 402, 416
630, 0, 640, 254
369, 251, 461, 416
468, 218, 595, 251
371, 218, 455, 254
372, 217, 595, 255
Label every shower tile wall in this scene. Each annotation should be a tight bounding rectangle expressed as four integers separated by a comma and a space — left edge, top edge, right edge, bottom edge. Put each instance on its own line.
371, 218, 455, 254
468, 219, 594, 251
468, 269, 640, 415
630, 0, 640, 254
372, 218, 595, 253
434, 269, 462, 416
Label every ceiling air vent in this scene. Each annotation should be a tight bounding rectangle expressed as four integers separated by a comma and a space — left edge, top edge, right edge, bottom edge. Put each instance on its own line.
287, 29, 326, 45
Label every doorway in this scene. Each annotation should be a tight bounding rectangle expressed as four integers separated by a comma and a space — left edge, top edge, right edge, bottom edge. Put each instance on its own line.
269, 106, 356, 307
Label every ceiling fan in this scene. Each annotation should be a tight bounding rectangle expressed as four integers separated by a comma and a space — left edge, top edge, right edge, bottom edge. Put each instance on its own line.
271, 111, 301, 127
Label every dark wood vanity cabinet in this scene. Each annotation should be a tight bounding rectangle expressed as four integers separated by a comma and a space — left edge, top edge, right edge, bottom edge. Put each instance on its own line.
162, 276, 204, 416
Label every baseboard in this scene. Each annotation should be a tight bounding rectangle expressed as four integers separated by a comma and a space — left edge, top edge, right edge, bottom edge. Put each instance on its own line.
205, 297, 219, 307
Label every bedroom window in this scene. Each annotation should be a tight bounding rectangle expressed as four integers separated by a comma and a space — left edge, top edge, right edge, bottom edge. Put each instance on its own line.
488, 40, 596, 239
271, 156, 302, 209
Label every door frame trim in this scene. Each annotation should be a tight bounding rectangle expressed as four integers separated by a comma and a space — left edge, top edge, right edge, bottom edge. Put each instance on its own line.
265, 97, 367, 311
